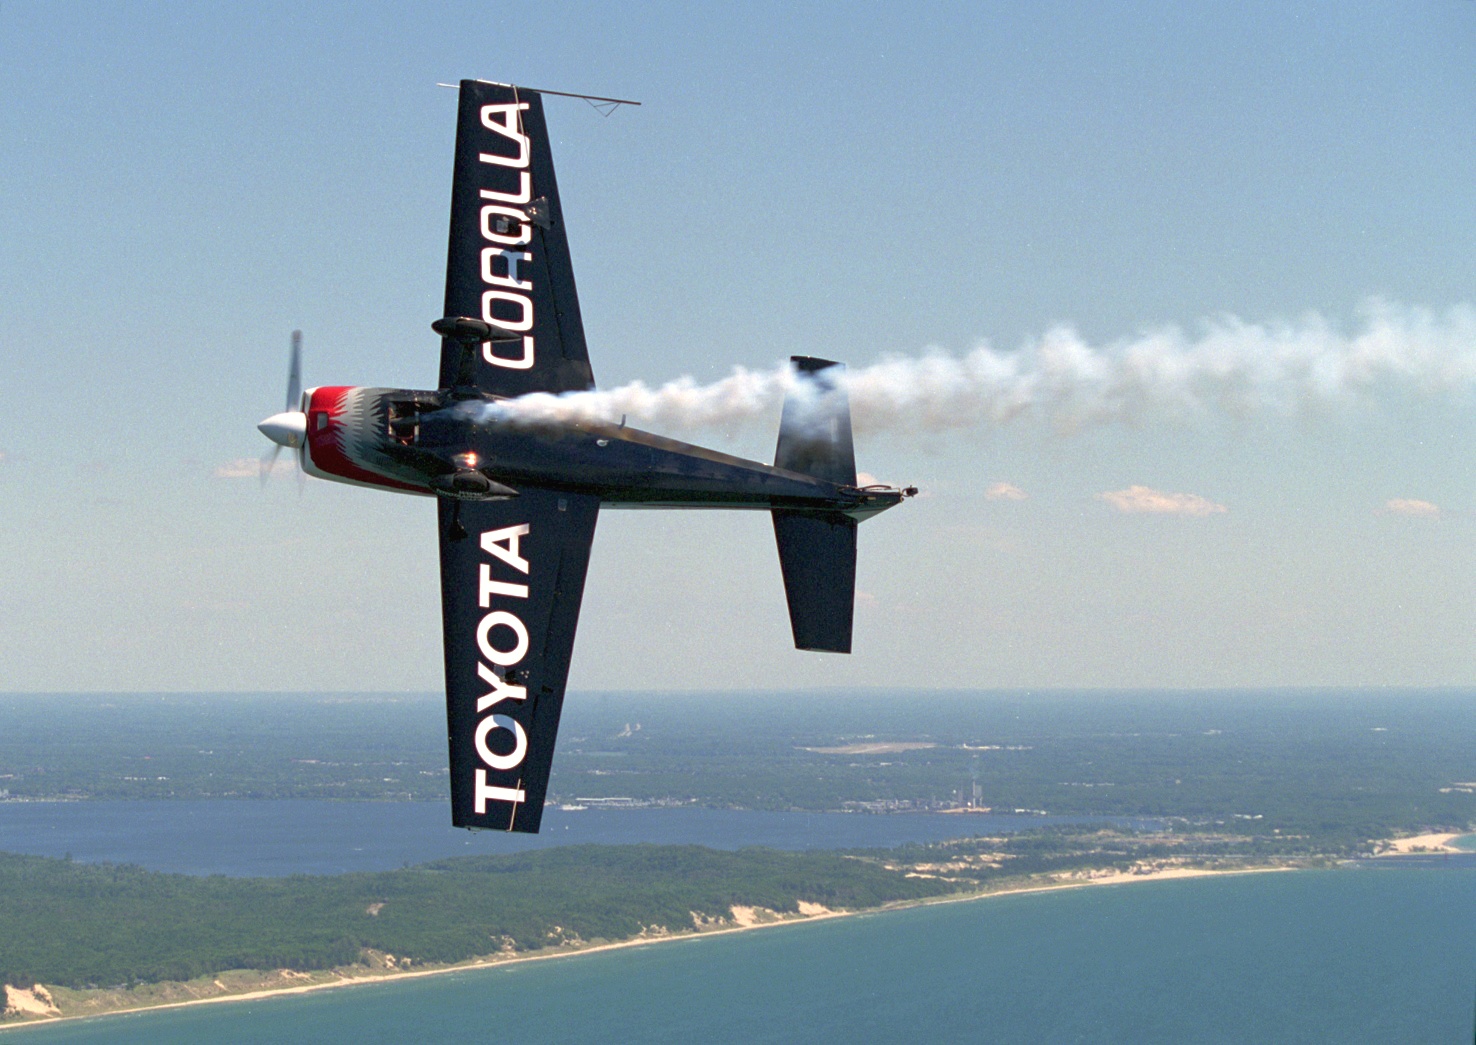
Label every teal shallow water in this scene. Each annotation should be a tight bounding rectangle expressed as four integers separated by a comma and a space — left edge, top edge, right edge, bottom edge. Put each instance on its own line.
9, 866, 1476, 1044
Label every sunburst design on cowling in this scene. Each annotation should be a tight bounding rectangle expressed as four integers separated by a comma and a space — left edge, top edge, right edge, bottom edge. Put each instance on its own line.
332, 387, 386, 472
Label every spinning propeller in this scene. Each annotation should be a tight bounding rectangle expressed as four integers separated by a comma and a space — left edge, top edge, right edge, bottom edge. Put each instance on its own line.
257, 330, 307, 486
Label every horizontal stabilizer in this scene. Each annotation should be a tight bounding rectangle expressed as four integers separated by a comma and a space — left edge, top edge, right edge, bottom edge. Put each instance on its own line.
773, 510, 856, 653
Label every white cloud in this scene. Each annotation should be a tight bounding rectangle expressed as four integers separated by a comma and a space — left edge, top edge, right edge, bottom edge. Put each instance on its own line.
1099, 485, 1227, 517
1382, 498, 1440, 517
985, 481, 1027, 501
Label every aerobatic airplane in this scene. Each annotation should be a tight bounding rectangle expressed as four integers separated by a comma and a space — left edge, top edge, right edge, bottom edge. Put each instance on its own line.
257, 79, 914, 833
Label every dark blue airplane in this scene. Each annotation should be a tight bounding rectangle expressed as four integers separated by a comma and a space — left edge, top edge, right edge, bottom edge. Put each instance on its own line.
257, 80, 914, 832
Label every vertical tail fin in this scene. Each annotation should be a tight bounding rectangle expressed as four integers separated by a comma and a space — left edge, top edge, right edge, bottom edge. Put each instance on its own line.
772, 357, 857, 654
774, 357, 855, 485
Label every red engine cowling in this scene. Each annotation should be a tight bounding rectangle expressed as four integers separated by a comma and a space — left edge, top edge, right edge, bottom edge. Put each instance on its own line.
301, 386, 427, 494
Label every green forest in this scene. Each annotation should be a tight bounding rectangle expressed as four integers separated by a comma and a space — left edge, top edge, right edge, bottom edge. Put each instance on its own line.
0, 845, 953, 990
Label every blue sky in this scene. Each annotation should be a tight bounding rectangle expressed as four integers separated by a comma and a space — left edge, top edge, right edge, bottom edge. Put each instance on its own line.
2, 1, 1474, 691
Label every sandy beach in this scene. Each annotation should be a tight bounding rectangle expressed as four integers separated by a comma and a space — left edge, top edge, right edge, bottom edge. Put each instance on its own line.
0, 862, 1296, 1032
1373, 832, 1468, 855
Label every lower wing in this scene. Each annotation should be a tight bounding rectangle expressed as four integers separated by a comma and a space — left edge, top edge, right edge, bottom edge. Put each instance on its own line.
437, 487, 599, 832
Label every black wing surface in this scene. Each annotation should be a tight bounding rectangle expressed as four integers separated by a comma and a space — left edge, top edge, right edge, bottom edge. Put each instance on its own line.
438, 488, 600, 832
438, 80, 595, 397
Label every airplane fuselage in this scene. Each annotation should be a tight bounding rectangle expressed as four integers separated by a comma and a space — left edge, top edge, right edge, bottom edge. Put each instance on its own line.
299, 384, 903, 519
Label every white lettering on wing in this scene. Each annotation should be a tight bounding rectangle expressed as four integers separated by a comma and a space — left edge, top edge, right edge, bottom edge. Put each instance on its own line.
475, 714, 528, 770
471, 521, 532, 814
476, 99, 537, 372
478, 103, 530, 167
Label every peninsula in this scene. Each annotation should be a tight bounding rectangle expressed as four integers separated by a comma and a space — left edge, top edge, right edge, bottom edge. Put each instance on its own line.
1, 824, 1418, 1029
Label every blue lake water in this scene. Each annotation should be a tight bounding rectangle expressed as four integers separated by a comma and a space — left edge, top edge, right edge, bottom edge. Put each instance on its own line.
0, 801, 1133, 876
7, 866, 1475, 1044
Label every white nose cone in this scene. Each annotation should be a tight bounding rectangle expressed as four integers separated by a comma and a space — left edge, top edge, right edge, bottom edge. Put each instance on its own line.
258, 411, 307, 448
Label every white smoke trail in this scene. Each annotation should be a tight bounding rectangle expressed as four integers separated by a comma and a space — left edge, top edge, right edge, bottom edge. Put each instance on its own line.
481, 365, 802, 432
483, 300, 1476, 436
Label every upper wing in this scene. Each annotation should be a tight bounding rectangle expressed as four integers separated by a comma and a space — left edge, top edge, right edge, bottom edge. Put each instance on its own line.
438, 80, 595, 397
438, 488, 600, 832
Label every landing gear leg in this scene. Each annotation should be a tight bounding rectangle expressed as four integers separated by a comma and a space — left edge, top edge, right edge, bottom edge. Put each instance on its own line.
447, 499, 467, 542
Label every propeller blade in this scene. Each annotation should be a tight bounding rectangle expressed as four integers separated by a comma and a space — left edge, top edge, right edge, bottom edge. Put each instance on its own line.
259, 444, 282, 487
260, 330, 305, 491
286, 330, 303, 412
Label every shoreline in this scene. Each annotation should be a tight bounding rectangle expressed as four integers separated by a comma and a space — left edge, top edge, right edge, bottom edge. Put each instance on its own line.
0, 861, 1297, 1033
